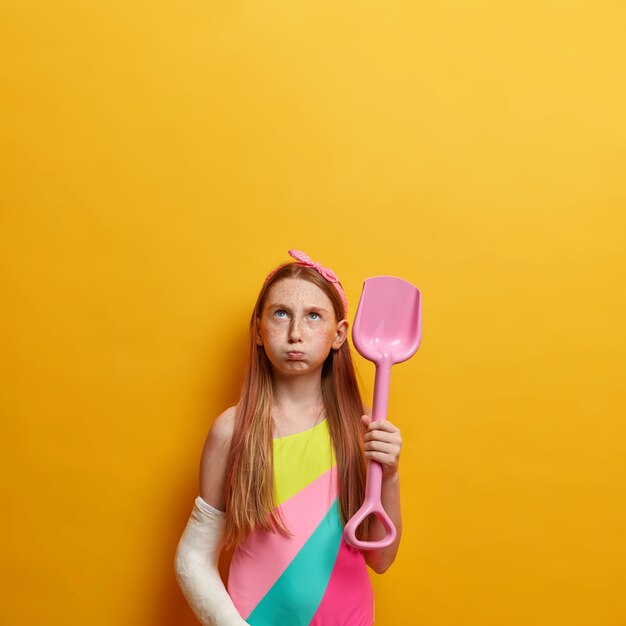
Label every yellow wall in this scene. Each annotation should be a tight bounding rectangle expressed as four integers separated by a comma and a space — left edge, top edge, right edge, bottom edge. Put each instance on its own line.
1, 1, 625, 624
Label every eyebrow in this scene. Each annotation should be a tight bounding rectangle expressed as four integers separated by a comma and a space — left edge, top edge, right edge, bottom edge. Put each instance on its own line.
267, 303, 329, 313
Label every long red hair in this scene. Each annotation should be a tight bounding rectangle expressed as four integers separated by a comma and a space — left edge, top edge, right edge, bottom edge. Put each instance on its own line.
223, 263, 368, 547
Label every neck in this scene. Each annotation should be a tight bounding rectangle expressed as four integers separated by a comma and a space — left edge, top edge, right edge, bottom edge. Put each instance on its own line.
271, 368, 325, 422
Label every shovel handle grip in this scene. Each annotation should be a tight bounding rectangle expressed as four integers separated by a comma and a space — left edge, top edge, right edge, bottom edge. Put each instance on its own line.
343, 460, 397, 549
343, 359, 397, 550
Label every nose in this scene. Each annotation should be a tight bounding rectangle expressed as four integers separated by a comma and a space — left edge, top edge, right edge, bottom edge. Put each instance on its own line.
288, 318, 302, 343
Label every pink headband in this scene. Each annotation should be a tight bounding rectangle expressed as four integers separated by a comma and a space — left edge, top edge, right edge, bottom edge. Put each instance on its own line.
264, 249, 349, 317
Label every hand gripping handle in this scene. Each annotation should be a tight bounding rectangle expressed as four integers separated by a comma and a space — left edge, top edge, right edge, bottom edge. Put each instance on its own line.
343, 358, 397, 550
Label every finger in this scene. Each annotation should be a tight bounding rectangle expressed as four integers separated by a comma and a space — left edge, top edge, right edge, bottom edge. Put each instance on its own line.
364, 439, 400, 456
365, 419, 399, 433
364, 440, 400, 455
364, 450, 400, 468
364, 423, 402, 440
364, 429, 401, 445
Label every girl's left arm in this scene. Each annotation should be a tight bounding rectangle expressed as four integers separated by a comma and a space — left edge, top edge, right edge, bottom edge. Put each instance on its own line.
361, 414, 403, 574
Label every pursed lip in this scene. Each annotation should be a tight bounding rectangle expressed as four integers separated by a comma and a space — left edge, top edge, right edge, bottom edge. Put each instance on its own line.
286, 351, 305, 360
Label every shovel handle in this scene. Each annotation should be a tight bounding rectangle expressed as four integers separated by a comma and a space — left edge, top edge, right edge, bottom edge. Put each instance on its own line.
343, 461, 397, 549
343, 359, 397, 550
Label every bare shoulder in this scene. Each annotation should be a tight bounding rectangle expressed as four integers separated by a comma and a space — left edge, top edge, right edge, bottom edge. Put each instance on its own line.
204, 405, 237, 448
199, 405, 237, 511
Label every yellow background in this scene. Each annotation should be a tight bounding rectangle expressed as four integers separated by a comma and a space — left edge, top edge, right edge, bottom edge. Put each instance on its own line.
1, 1, 625, 625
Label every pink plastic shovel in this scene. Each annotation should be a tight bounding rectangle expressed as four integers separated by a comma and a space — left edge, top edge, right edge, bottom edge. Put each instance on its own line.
343, 276, 422, 550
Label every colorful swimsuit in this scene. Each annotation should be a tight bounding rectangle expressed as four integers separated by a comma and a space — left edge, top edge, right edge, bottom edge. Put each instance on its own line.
227, 419, 374, 625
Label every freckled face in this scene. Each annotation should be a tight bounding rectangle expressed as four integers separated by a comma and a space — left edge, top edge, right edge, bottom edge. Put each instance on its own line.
257, 278, 348, 377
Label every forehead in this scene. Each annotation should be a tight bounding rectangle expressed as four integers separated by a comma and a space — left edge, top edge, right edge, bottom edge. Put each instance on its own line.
264, 278, 334, 310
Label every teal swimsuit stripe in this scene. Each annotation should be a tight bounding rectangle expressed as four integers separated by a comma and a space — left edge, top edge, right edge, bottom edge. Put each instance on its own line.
246, 499, 343, 626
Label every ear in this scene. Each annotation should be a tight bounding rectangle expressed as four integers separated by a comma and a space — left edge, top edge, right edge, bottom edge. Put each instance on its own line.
255, 319, 263, 346
332, 319, 349, 350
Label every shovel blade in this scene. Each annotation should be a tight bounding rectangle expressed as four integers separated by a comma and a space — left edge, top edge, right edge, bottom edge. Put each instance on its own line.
352, 276, 422, 365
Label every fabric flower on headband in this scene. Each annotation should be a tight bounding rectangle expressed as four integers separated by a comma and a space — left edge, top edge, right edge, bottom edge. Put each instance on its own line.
264, 249, 348, 317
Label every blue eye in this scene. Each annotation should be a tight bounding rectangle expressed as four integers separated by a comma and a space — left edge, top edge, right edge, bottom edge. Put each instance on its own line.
308, 312, 320, 320
274, 310, 288, 318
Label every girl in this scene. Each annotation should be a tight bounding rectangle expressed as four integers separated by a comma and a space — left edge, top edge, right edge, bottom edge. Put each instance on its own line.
175, 250, 403, 626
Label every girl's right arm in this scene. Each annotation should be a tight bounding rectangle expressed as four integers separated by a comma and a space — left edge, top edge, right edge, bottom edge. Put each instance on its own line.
175, 406, 249, 626
199, 406, 237, 511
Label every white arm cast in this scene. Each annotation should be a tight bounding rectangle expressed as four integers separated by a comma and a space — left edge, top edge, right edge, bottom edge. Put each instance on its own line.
174, 497, 248, 626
